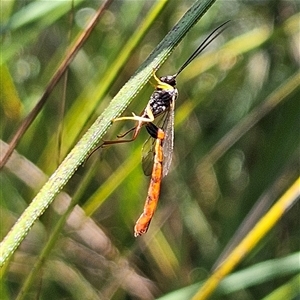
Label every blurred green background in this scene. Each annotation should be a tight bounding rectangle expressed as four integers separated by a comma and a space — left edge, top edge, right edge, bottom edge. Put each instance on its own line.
1, 1, 299, 299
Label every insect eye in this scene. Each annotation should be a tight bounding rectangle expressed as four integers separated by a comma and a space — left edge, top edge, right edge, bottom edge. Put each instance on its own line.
160, 75, 176, 87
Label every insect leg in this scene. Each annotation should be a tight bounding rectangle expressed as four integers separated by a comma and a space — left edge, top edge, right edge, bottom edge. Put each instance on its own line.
113, 103, 155, 123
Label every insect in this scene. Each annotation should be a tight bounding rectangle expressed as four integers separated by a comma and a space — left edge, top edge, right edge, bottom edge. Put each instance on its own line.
99, 21, 230, 236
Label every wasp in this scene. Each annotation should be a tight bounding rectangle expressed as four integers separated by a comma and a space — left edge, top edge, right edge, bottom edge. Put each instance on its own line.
99, 21, 230, 236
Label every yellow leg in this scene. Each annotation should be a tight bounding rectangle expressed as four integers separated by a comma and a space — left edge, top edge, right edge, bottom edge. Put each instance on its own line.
113, 104, 155, 123
152, 69, 173, 90
152, 69, 161, 84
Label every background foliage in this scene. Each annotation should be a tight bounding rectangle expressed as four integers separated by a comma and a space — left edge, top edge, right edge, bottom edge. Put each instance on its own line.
1, 1, 299, 299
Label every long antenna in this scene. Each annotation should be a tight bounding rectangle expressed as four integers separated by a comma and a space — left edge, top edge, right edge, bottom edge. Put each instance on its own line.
175, 20, 230, 76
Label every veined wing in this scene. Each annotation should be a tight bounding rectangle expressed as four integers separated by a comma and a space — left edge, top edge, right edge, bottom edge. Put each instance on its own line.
141, 135, 155, 176
161, 95, 175, 177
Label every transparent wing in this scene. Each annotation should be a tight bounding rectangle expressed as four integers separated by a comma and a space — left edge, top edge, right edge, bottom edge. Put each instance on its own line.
142, 135, 156, 176
162, 96, 175, 177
